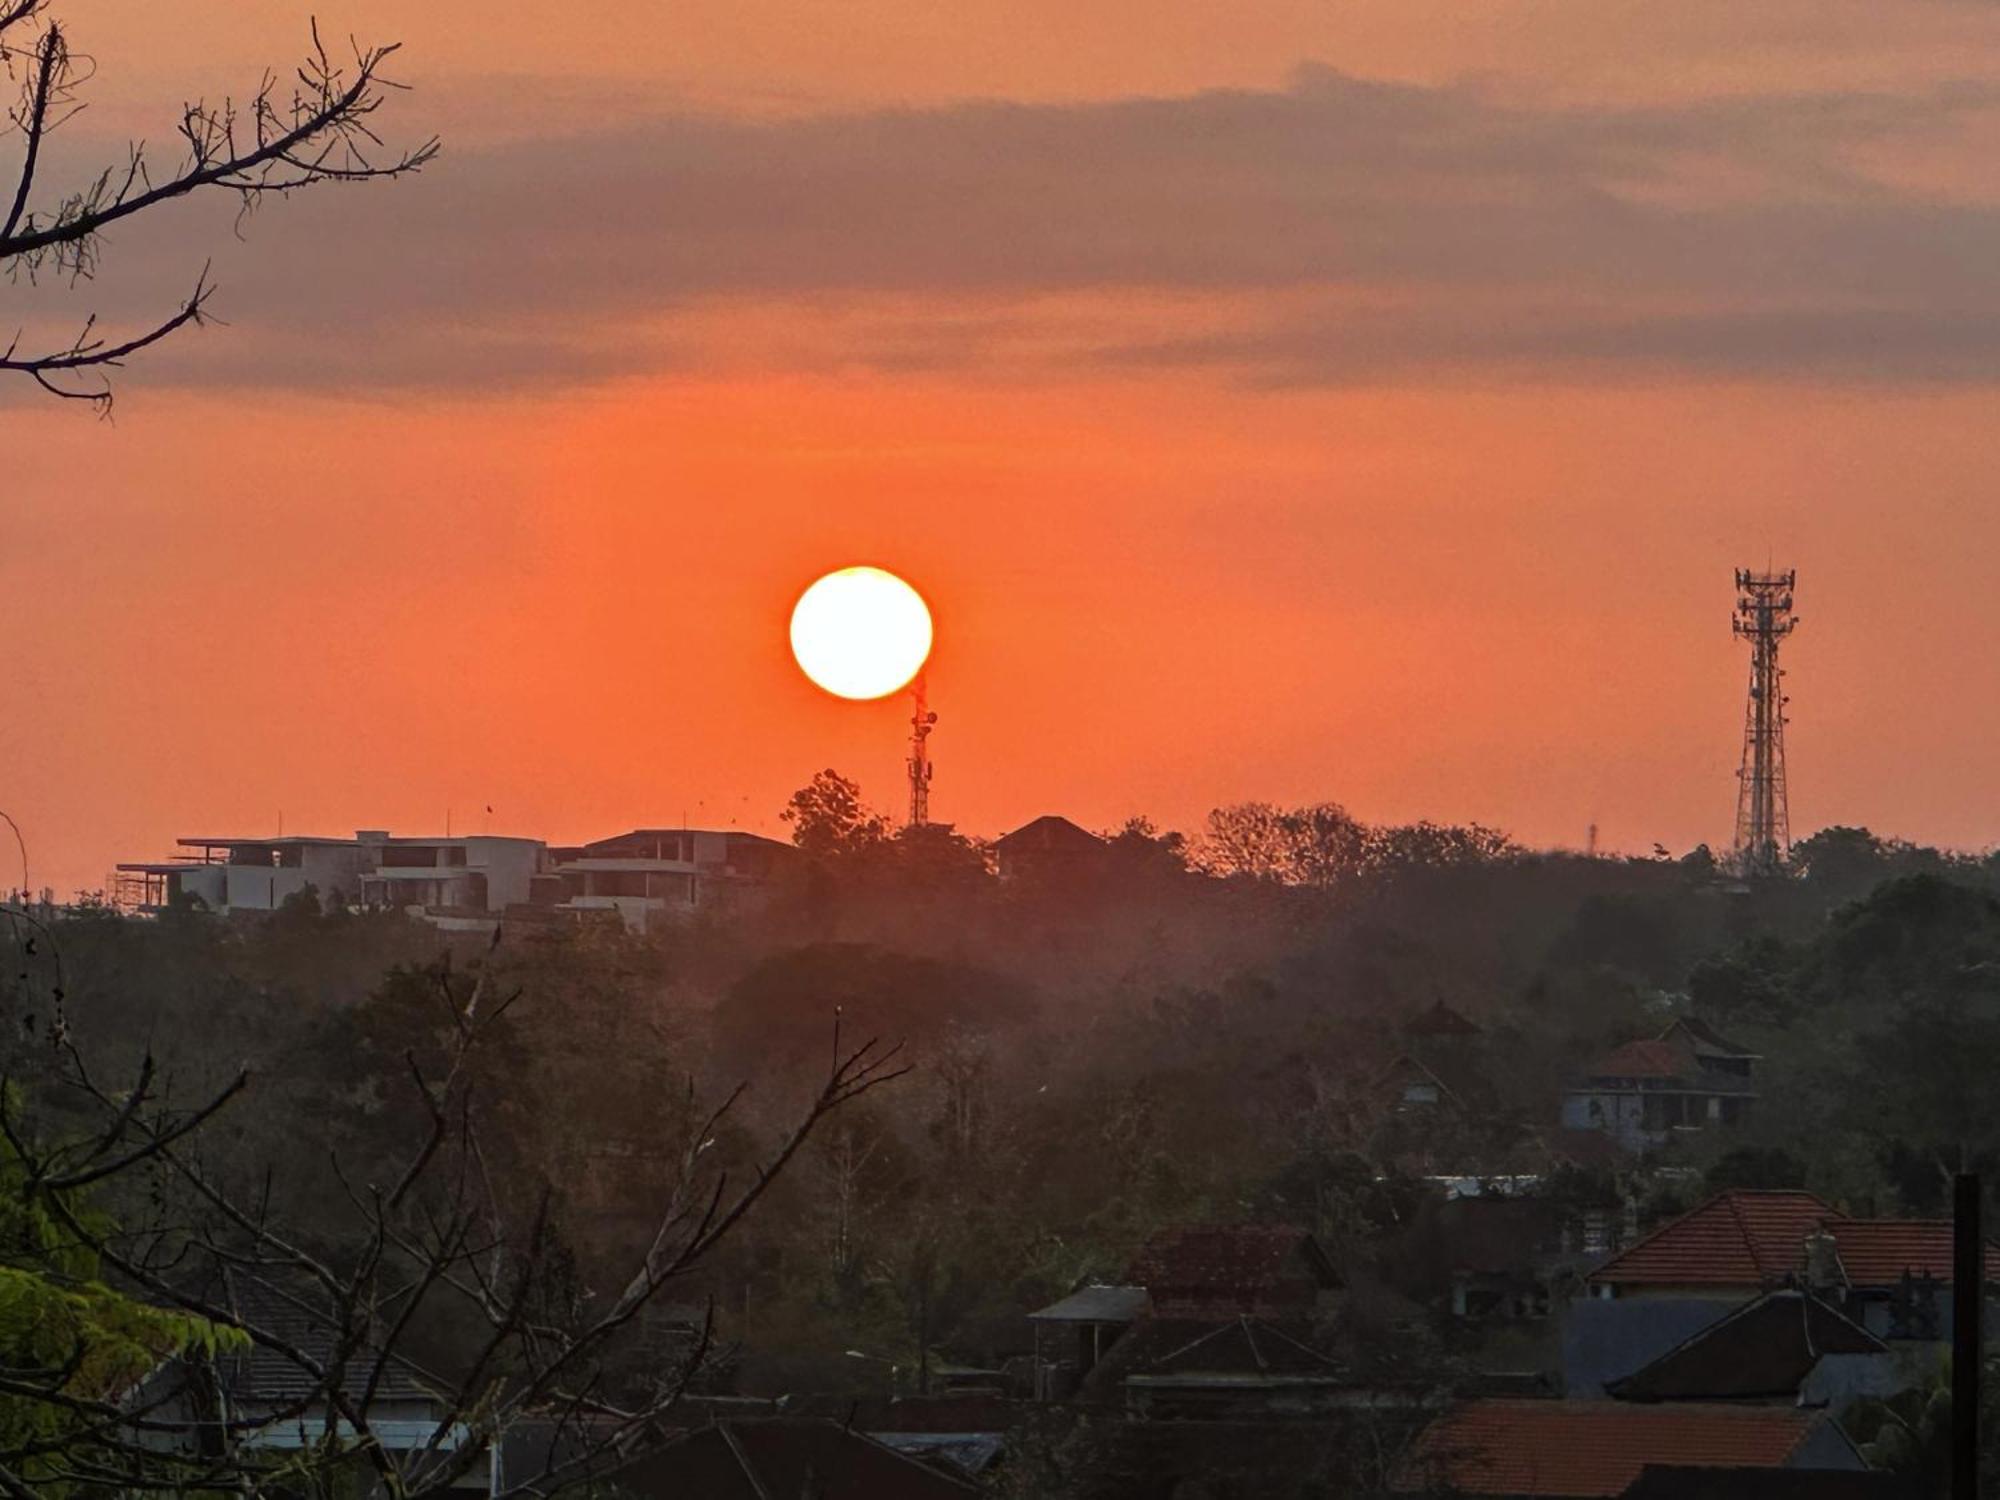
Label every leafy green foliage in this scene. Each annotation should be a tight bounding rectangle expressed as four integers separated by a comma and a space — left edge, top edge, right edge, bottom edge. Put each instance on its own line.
0, 1105, 247, 1490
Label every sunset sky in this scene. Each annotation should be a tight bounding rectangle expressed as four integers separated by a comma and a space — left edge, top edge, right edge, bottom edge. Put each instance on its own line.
7, 0, 2000, 895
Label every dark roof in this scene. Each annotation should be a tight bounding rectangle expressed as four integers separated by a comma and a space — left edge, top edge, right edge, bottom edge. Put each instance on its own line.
1618, 1465, 1905, 1500
781, 1394, 1026, 1435
1607, 1290, 1884, 1402
208, 1282, 438, 1409
578, 828, 790, 856
1133, 1316, 1340, 1379
1398, 1400, 1847, 1497
1588, 1191, 1833, 1290
613, 1419, 979, 1499
993, 815, 1106, 853
1028, 1285, 1150, 1323
1563, 1297, 1747, 1398
1127, 1224, 1340, 1298
1406, 999, 1483, 1037
1662, 1017, 1759, 1060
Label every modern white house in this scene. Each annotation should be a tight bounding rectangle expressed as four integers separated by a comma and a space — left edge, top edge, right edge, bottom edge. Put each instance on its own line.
355, 834, 544, 932
543, 827, 794, 932
117, 830, 545, 934
116, 824, 797, 935
116, 836, 378, 914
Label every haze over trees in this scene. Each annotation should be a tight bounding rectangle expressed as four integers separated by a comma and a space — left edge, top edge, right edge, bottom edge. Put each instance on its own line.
5, 762, 1999, 1492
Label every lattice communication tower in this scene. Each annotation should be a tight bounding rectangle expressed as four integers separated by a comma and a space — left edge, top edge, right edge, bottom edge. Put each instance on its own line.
1731, 569, 1798, 876
907, 675, 937, 828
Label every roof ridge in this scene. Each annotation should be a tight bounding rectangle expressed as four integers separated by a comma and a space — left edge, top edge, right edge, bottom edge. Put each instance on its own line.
1242, 1315, 1266, 1373
1777, 1408, 1825, 1466
1149, 1321, 1231, 1368
1593, 1189, 1830, 1285
714, 1423, 776, 1500
1724, 1191, 1765, 1281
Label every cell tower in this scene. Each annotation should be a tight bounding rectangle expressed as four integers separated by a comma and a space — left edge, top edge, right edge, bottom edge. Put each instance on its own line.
1731, 568, 1798, 876
907, 675, 937, 828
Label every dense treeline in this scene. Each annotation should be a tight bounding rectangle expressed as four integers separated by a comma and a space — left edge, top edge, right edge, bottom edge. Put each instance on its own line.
5, 786, 2000, 1404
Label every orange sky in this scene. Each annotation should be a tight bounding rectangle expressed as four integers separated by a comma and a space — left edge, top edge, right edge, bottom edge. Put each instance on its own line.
5, 1, 2000, 894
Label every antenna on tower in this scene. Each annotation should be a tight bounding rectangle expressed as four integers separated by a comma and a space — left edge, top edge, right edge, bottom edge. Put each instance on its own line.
907, 674, 937, 829
1730, 567, 1798, 877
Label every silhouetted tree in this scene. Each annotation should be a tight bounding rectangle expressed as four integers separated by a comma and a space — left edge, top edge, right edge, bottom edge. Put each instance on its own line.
781, 770, 893, 859
1199, 801, 1369, 886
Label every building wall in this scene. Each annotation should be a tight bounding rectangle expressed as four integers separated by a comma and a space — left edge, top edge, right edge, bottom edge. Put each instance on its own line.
173, 866, 227, 909
1784, 1418, 1869, 1471
299, 844, 369, 902
223, 864, 312, 911
1559, 1295, 1744, 1395
462, 838, 542, 909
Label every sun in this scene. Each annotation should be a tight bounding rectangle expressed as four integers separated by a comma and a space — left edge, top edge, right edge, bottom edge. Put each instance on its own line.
790, 567, 934, 700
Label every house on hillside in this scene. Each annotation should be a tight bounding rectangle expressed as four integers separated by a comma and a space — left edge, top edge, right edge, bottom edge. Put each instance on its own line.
157, 1283, 491, 1490
358, 834, 546, 933
1115, 1316, 1361, 1419
1395, 1399, 1869, 1499
1566, 1187, 2000, 1394
117, 834, 381, 914
1030, 1226, 1349, 1413
1562, 1018, 1760, 1153
992, 815, 1108, 883
1026, 1284, 1149, 1398
538, 827, 794, 932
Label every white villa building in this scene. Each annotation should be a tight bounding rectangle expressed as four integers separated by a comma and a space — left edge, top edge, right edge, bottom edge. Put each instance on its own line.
116, 824, 793, 934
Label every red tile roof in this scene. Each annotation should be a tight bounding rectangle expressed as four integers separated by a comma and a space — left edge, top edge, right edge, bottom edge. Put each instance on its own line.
1126, 1224, 1339, 1310
1591, 1190, 2000, 1292
1822, 1217, 2000, 1286
1397, 1400, 1836, 1497
1589, 1191, 1832, 1289
1587, 1040, 1690, 1079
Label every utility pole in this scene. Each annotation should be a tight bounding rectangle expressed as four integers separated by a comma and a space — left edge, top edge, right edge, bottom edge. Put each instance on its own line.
1956, 1172, 1982, 1500
1731, 569, 1798, 876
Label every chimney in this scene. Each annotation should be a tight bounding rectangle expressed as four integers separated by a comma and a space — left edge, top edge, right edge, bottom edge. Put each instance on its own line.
1803, 1229, 1842, 1292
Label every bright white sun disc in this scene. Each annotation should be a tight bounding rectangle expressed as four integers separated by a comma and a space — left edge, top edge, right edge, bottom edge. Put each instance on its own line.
790, 567, 933, 700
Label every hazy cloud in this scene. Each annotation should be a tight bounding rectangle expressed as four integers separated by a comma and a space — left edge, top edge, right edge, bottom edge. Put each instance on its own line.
16, 64, 2000, 393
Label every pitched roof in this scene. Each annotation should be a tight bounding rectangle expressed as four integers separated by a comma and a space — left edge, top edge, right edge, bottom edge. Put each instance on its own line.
1127, 1224, 1339, 1298
210, 1282, 438, 1409
614, 1419, 979, 1499
1607, 1290, 1884, 1402
1663, 1017, 1759, 1060
993, 815, 1105, 852
1587, 1040, 1693, 1080
1590, 1190, 2000, 1293
1131, 1316, 1341, 1379
1821, 1217, 2000, 1286
1027, 1285, 1149, 1323
1406, 999, 1483, 1037
1397, 1400, 1840, 1497
1588, 1191, 1833, 1290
